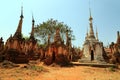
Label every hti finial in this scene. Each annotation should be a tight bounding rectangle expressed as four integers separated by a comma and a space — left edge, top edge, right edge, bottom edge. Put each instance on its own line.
89, 0, 92, 21
20, 6, 24, 18
32, 13, 35, 23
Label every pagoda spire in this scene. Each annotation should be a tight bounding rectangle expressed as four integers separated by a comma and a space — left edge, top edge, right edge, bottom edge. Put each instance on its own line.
14, 6, 24, 38
54, 28, 62, 43
88, 8, 95, 39
20, 6, 24, 18
30, 14, 35, 39
117, 31, 120, 44
117, 31, 119, 39
85, 27, 89, 40
96, 27, 99, 41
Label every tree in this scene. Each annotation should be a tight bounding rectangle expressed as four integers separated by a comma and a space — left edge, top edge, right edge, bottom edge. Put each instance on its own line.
34, 18, 75, 44
23, 36, 29, 41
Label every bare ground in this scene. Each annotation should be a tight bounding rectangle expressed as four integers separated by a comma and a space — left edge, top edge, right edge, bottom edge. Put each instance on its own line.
0, 62, 120, 80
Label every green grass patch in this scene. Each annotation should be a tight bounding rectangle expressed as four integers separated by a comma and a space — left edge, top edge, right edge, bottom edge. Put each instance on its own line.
23, 65, 46, 72
108, 67, 116, 72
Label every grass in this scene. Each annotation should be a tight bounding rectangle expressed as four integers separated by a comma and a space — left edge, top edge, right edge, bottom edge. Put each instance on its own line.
108, 67, 116, 72
23, 65, 46, 72
30, 65, 44, 72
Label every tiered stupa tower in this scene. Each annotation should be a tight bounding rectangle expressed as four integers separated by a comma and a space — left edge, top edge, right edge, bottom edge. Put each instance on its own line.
5, 6, 24, 51
54, 28, 62, 44
82, 8, 104, 62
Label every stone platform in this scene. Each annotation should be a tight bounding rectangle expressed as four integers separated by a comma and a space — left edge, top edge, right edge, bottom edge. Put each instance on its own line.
71, 62, 118, 68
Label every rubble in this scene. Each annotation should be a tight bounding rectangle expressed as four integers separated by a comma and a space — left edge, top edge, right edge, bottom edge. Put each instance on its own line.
0, 60, 19, 68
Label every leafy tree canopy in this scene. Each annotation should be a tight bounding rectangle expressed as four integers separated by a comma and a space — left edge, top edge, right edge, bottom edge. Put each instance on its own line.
34, 18, 75, 44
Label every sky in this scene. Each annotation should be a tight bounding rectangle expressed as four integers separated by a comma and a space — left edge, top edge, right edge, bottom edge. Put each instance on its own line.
0, 0, 120, 48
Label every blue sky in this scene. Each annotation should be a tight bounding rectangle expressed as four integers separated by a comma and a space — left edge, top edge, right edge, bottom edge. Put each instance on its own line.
0, 0, 120, 48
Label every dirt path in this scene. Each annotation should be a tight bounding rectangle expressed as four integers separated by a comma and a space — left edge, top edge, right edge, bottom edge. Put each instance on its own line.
0, 63, 120, 80
38, 65, 120, 80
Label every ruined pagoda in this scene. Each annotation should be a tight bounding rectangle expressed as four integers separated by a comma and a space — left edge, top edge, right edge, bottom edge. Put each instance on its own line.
24, 15, 38, 60
5, 6, 24, 52
44, 28, 70, 65
5, 6, 29, 63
